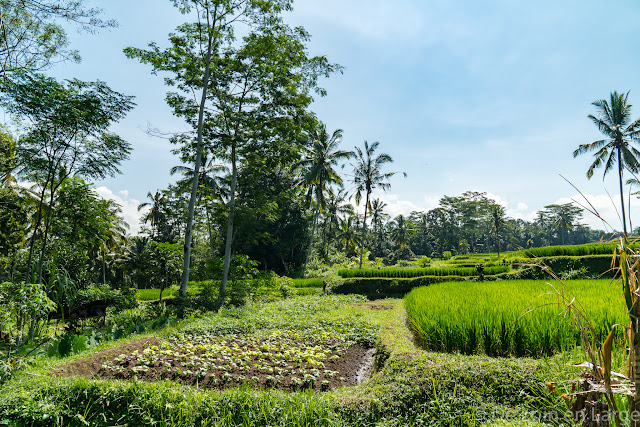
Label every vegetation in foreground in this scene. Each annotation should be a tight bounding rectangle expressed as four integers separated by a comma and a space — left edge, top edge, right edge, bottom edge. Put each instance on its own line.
0, 295, 564, 426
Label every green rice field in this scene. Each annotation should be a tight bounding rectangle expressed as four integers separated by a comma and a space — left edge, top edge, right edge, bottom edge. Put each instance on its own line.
524, 241, 640, 258
291, 278, 325, 288
405, 279, 627, 357
339, 265, 509, 279
136, 288, 179, 301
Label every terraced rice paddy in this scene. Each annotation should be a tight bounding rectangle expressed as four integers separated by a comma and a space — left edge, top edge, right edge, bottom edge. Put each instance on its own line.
524, 241, 640, 257
405, 279, 626, 357
338, 265, 509, 279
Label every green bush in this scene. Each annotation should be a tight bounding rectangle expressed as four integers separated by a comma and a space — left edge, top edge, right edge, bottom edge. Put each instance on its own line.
416, 256, 431, 267
330, 276, 451, 298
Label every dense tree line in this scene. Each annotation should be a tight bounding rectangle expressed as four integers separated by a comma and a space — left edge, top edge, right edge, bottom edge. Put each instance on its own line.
302, 190, 607, 266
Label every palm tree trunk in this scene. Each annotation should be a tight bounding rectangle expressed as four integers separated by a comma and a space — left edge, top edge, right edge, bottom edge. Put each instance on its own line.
618, 148, 629, 236
216, 141, 237, 311
178, 22, 216, 318
358, 192, 370, 268
302, 207, 319, 276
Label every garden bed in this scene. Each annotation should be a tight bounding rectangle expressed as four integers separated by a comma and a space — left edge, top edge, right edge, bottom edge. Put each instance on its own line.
52, 333, 375, 391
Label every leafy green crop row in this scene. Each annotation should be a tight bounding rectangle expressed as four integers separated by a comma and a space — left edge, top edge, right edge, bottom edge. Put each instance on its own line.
339, 265, 509, 279
405, 279, 626, 357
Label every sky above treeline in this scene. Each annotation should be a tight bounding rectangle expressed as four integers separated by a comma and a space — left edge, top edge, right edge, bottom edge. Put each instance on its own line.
41, 0, 640, 234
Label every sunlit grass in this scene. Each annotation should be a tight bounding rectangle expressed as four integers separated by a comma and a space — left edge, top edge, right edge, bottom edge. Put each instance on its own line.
405, 279, 626, 357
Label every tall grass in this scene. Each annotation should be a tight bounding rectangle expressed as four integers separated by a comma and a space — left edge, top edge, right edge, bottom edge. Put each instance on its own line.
405, 279, 626, 357
339, 266, 509, 279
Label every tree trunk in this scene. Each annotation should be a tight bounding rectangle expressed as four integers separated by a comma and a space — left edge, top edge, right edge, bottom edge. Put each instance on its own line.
618, 147, 628, 236
216, 142, 237, 311
358, 192, 370, 268
102, 249, 106, 285
28, 207, 54, 343
302, 207, 319, 276
25, 182, 50, 283
178, 26, 216, 318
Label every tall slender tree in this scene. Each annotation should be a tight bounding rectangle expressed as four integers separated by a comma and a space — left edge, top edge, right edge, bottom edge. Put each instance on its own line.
125, 0, 289, 315
573, 91, 640, 236
350, 141, 404, 268
296, 125, 350, 275
489, 204, 506, 256
126, 1, 340, 310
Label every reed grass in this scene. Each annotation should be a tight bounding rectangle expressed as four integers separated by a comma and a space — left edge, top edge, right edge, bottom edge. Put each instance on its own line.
405, 279, 626, 357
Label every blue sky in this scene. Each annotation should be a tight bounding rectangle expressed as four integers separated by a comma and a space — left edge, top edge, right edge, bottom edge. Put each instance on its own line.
47, 0, 640, 234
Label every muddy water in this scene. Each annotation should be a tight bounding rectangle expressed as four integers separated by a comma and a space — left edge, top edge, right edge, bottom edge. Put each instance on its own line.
356, 348, 377, 383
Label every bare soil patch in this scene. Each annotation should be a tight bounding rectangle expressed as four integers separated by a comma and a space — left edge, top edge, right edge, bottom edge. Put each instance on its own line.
51, 336, 375, 392
354, 303, 394, 310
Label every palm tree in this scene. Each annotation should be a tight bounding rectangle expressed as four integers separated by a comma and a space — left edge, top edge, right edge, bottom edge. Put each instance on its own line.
350, 141, 404, 268
336, 215, 361, 257
171, 155, 229, 258
391, 214, 412, 249
573, 91, 640, 236
370, 199, 388, 233
322, 188, 353, 257
296, 125, 350, 275
489, 204, 506, 256
170, 153, 229, 201
137, 191, 166, 240
369, 198, 388, 256
541, 203, 583, 245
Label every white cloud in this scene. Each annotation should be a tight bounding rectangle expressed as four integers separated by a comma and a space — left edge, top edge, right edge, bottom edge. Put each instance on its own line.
362, 193, 439, 218
485, 192, 507, 207
95, 186, 147, 236
552, 193, 640, 232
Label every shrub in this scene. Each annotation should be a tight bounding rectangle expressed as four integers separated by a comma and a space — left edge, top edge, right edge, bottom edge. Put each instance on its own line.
416, 256, 431, 267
